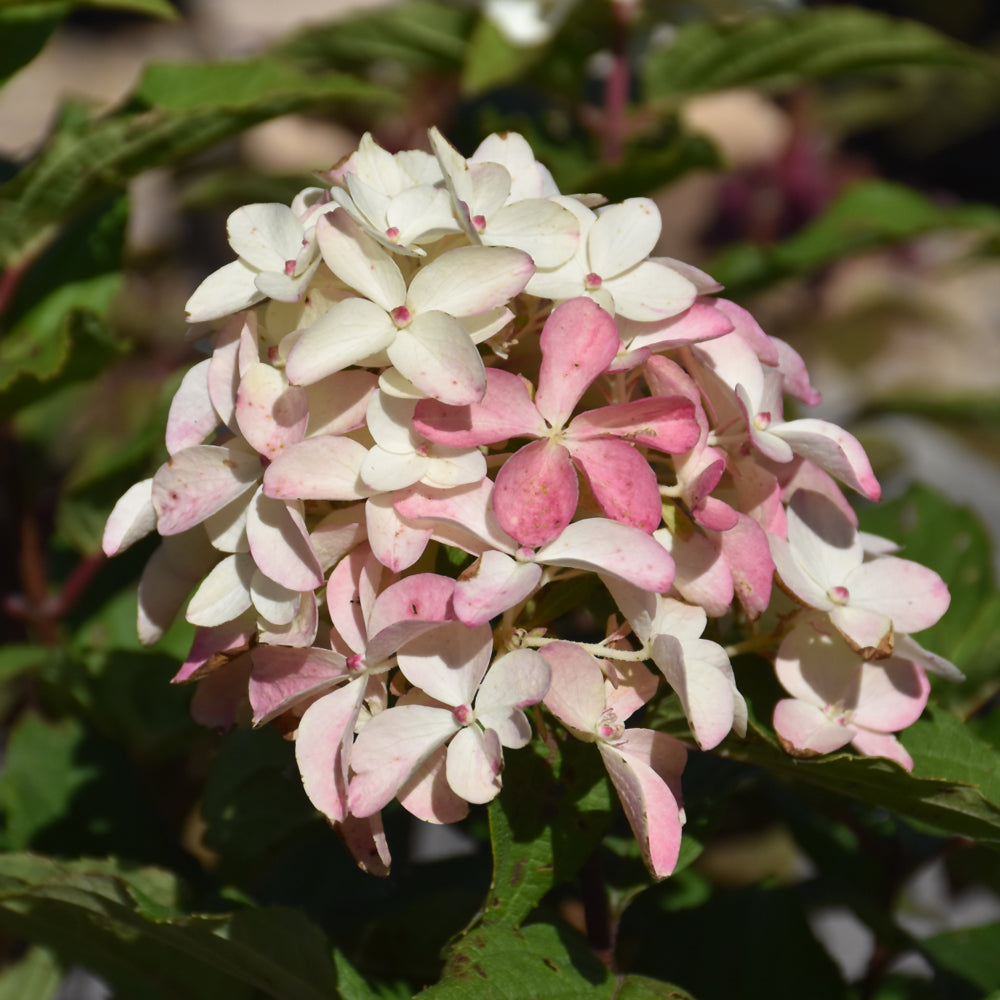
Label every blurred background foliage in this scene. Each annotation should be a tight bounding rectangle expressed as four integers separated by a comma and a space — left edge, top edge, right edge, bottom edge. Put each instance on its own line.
2, 1, 1000, 998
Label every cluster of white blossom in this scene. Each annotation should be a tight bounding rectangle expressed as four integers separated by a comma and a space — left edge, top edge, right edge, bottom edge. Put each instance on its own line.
104, 128, 958, 878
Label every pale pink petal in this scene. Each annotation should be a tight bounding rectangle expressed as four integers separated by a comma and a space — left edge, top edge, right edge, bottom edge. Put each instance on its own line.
655, 528, 734, 618
166, 359, 217, 455
326, 543, 383, 655
306, 370, 378, 437
246, 492, 323, 592
263, 436, 370, 501
362, 446, 428, 492
446, 725, 503, 804
349, 704, 459, 817
894, 634, 964, 682
365, 493, 432, 571
617, 299, 733, 353
651, 634, 737, 750
852, 658, 929, 732
311, 504, 368, 570
250, 568, 299, 624
137, 533, 218, 645
775, 621, 854, 709
424, 447, 487, 489
248, 645, 347, 725
771, 419, 881, 500
598, 729, 685, 879
845, 558, 950, 635
605, 260, 697, 322
185, 260, 263, 323
540, 641, 607, 733
397, 747, 470, 823
103, 479, 156, 556
453, 551, 542, 626
316, 210, 405, 310
414, 368, 544, 446
774, 699, 855, 756
152, 445, 261, 536
714, 299, 779, 365
365, 574, 460, 665
295, 679, 366, 823
207, 313, 255, 427
534, 298, 619, 427
589, 199, 661, 277
535, 519, 675, 593
235, 363, 309, 459
186, 553, 254, 627
175, 619, 253, 684
475, 649, 550, 748
407, 245, 534, 317
830, 604, 895, 659
202, 491, 249, 553
227, 203, 303, 271
570, 438, 662, 533
772, 337, 821, 406
493, 440, 577, 547
189, 655, 252, 730
257, 592, 319, 647
285, 298, 396, 387
387, 311, 487, 405
849, 729, 913, 770
340, 813, 391, 876
395, 621, 493, 707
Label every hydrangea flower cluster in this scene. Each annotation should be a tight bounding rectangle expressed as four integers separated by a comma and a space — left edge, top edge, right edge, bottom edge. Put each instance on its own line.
104, 128, 960, 880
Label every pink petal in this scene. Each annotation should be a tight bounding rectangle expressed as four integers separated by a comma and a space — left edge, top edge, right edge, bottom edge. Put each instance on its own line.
535, 519, 675, 593
174, 620, 253, 684
235, 364, 308, 459
771, 419, 880, 501
534, 298, 620, 427
570, 438, 662, 533
248, 645, 347, 725
152, 445, 261, 536
540, 641, 608, 733
326, 543, 384, 655
493, 440, 578, 547
651, 634, 737, 750
413, 368, 544, 446
830, 604, 895, 660
569, 396, 699, 453
246, 492, 323, 592
263, 436, 370, 501
599, 729, 686, 879
348, 704, 459, 817
295, 679, 366, 823
446, 726, 503, 804
339, 813, 391, 876
849, 729, 913, 771
365, 574, 459, 665
773, 699, 855, 756
845, 558, 950, 635
851, 658, 929, 732
166, 359, 217, 456
396, 747, 469, 824
394, 481, 516, 555
365, 493, 431, 572
453, 551, 543, 626
386, 311, 487, 406
394, 621, 493, 707
713, 513, 773, 620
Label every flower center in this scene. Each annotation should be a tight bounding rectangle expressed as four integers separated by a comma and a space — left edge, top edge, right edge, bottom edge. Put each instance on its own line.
385, 226, 401, 243
390, 305, 412, 327
753, 411, 772, 431
584, 272, 603, 291
452, 704, 473, 725
472, 214, 487, 233
828, 585, 850, 605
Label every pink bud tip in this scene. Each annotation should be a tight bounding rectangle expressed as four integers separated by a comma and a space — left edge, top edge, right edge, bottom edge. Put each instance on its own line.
453, 704, 473, 725
385, 226, 401, 241
828, 585, 850, 604
472, 214, 487, 232
284, 259, 297, 276
584, 272, 603, 290
754, 411, 771, 430
346, 654, 365, 673
390, 305, 411, 326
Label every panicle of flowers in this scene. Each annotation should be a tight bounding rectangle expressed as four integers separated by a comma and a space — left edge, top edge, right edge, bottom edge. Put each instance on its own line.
104, 127, 961, 880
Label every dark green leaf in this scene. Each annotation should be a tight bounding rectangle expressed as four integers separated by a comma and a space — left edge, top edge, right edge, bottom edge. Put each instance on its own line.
0, 945, 62, 1000
0, 0, 176, 15
0, 61, 391, 267
708, 181, 1000, 298
485, 737, 612, 930
643, 8, 991, 106
922, 923, 1000, 992
0, 5, 64, 88
0, 854, 344, 1000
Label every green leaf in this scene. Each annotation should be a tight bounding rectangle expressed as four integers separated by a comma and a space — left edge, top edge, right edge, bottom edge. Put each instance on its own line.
0, 853, 345, 1000
922, 923, 1000, 992
708, 181, 1000, 298
485, 737, 612, 930
0, 643, 49, 682
0, 195, 128, 419
726, 668, 1000, 847
0, 5, 64, 88
420, 920, 696, 1000
461, 14, 543, 96
0, 945, 62, 1000
0, 0, 176, 15
0, 714, 97, 849
643, 7, 992, 106
0, 60, 391, 267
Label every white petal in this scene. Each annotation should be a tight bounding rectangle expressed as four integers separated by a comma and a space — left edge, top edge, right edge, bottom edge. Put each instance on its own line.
186, 553, 254, 627
589, 198, 662, 277
103, 479, 156, 556
166, 359, 217, 455
446, 726, 503, 804
185, 260, 264, 323
316, 210, 405, 310
387, 312, 486, 405
407, 245, 534, 317
228, 203, 303, 271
